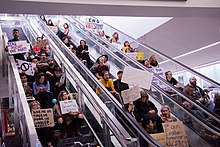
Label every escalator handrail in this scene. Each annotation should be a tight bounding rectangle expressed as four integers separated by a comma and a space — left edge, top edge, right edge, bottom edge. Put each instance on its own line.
34, 15, 165, 147
64, 15, 220, 137
70, 16, 220, 124
26, 15, 165, 147
23, 16, 136, 147
90, 16, 220, 88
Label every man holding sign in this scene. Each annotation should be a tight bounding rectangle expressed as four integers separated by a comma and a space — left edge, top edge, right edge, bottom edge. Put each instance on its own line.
5, 28, 26, 60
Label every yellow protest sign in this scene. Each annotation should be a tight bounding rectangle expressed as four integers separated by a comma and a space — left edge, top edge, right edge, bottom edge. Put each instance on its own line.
151, 133, 167, 146
162, 121, 189, 147
137, 52, 144, 60
32, 108, 54, 128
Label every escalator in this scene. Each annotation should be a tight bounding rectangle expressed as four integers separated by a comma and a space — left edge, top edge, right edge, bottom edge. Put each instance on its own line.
0, 15, 151, 147
77, 16, 220, 87
37, 15, 220, 147
23, 15, 163, 147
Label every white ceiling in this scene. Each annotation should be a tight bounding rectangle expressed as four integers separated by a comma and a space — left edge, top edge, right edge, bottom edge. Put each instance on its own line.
96, 16, 172, 39
140, 17, 220, 72
0, 0, 220, 17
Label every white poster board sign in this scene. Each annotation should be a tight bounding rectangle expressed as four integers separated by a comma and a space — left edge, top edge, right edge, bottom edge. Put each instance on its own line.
152, 67, 167, 89
85, 17, 103, 31
126, 52, 137, 60
59, 99, 79, 114
121, 66, 153, 90
16, 59, 36, 76
7, 40, 29, 54
121, 85, 141, 104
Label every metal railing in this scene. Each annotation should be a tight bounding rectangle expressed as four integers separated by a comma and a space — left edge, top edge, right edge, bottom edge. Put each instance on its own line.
23, 15, 141, 147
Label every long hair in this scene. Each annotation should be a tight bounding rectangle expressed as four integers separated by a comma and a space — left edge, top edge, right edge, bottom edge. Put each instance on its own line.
58, 90, 69, 102
112, 32, 119, 42
35, 72, 48, 86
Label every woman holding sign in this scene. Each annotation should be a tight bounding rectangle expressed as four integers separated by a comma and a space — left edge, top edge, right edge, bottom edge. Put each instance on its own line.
30, 101, 54, 147
55, 90, 84, 137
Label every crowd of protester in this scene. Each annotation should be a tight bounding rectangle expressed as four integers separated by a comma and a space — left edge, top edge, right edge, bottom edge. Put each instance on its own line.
5, 21, 85, 146
4, 15, 220, 146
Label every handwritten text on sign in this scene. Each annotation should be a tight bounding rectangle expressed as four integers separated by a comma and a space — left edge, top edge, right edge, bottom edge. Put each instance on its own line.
85, 17, 103, 30
59, 99, 79, 114
151, 133, 167, 147
7, 40, 29, 54
121, 85, 141, 104
36, 39, 49, 48
32, 108, 54, 128
162, 121, 189, 147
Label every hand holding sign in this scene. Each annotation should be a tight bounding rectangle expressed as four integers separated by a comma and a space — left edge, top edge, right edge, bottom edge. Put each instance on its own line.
32, 108, 54, 128
121, 66, 153, 90
121, 85, 141, 104
59, 99, 79, 114
7, 41, 29, 54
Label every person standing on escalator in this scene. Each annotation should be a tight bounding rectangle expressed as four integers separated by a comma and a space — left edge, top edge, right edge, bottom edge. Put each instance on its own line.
5, 28, 25, 60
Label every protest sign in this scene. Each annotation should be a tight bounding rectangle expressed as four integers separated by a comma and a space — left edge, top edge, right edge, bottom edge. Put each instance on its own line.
48, 26, 58, 33
59, 99, 79, 114
32, 108, 54, 128
162, 121, 189, 147
126, 52, 137, 60
152, 67, 167, 89
7, 40, 29, 54
151, 133, 167, 147
121, 85, 141, 104
85, 17, 103, 31
16, 59, 36, 76
121, 66, 153, 90
137, 52, 144, 60
35, 39, 49, 48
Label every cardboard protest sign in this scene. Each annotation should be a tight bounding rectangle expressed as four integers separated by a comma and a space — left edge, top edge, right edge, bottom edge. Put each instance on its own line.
85, 17, 103, 31
32, 108, 54, 128
137, 52, 144, 60
7, 40, 29, 54
59, 99, 79, 114
151, 133, 167, 147
162, 121, 189, 147
16, 59, 36, 76
35, 39, 49, 48
121, 66, 153, 90
48, 26, 58, 33
126, 52, 137, 60
121, 85, 141, 104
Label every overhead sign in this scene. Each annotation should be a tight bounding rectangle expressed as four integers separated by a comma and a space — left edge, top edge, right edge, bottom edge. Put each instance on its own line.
59, 99, 79, 114
121, 66, 153, 90
16, 59, 36, 76
32, 108, 54, 128
162, 121, 189, 147
7, 40, 29, 54
121, 85, 141, 104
